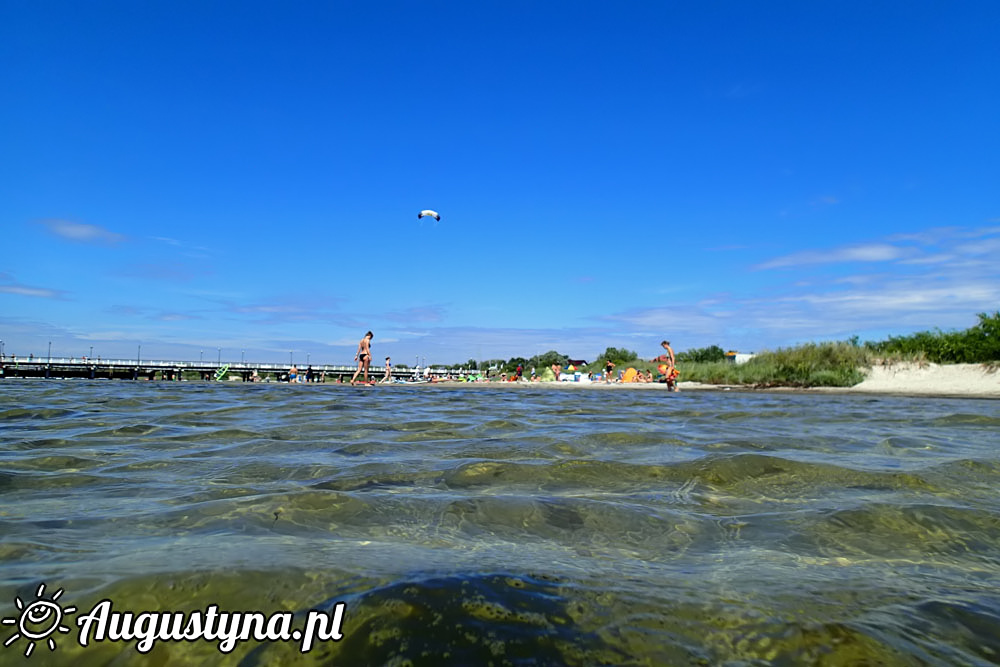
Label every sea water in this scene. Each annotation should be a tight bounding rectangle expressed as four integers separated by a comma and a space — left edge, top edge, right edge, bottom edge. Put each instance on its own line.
0, 380, 998, 665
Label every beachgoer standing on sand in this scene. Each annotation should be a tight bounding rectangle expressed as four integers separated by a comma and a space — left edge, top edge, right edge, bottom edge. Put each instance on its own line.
383, 356, 392, 383
289, 365, 298, 383
605, 359, 615, 383
660, 340, 679, 392
661, 340, 675, 364
351, 331, 373, 385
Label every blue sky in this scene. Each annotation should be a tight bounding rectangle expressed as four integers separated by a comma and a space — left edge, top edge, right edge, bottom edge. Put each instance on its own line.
2, 1, 998, 366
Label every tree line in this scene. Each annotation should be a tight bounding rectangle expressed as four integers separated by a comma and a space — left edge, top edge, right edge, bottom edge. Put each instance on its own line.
862, 311, 999, 363
429, 311, 1000, 375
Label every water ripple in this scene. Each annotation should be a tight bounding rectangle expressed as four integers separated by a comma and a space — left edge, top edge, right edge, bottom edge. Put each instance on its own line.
0, 380, 997, 665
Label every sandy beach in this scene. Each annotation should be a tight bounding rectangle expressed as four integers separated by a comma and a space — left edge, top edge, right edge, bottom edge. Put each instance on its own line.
842, 362, 1000, 397
443, 362, 1000, 399
681, 362, 1000, 398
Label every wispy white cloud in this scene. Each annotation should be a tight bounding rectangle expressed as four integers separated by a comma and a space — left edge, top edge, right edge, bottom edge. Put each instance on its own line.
897, 254, 955, 266
326, 335, 400, 347
888, 225, 1000, 245
954, 237, 1000, 256
607, 306, 721, 333
75, 330, 137, 342
756, 225, 1000, 271
612, 225, 1000, 350
150, 235, 212, 260
0, 273, 67, 299
107, 304, 203, 322
384, 305, 447, 323
108, 305, 144, 316
325, 337, 362, 346
224, 294, 352, 326
38, 219, 126, 245
114, 263, 214, 282
772, 282, 1000, 314
0, 285, 63, 298
756, 243, 908, 269
234, 304, 305, 315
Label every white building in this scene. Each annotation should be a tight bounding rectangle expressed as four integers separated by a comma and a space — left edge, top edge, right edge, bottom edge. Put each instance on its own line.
725, 352, 756, 365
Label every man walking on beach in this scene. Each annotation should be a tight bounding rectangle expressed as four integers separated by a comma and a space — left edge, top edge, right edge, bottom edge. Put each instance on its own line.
351, 331, 373, 385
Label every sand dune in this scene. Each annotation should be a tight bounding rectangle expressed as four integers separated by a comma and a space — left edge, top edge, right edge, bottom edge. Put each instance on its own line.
848, 362, 1000, 398
677, 362, 1000, 398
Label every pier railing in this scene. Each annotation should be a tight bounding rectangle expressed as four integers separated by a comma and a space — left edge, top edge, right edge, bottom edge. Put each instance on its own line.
0, 357, 471, 382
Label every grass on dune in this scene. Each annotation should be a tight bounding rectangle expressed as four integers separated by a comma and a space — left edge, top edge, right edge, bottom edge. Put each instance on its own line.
581, 342, 870, 387
678, 342, 871, 387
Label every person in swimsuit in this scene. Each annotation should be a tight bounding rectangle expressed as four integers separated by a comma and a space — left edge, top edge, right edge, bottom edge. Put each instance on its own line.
660, 340, 676, 367
659, 340, 678, 392
351, 331, 373, 385
383, 356, 392, 383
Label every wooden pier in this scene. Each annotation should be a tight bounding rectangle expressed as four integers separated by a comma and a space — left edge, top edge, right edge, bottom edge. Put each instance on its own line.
0, 356, 468, 383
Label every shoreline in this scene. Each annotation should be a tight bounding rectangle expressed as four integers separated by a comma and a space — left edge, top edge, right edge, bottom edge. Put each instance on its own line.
430, 362, 1000, 399
823, 361, 1000, 398
4, 363, 997, 399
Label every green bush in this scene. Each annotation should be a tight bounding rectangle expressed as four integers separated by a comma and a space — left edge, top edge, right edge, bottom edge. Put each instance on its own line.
599, 347, 638, 365
866, 311, 1000, 363
676, 345, 727, 363
678, 342, 869, 387
527, 351, 570, 370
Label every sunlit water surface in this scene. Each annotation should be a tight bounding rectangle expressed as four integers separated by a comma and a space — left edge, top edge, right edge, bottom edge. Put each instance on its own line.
1, 380, 998, 665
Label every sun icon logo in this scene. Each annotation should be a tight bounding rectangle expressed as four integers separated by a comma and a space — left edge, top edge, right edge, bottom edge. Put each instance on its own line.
2, 583, 77, 657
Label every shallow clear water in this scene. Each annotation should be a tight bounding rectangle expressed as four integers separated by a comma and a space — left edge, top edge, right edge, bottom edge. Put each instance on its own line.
1, 380, 999, 665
